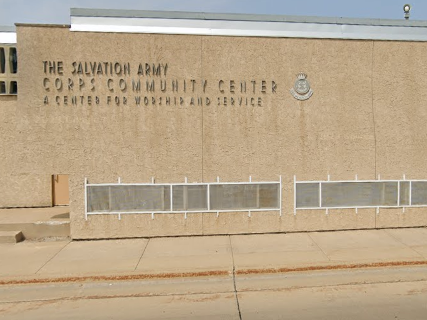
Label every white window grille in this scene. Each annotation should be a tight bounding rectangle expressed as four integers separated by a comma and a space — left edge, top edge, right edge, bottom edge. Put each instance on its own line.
294, 175, 427, 214
85, 176, 282, 220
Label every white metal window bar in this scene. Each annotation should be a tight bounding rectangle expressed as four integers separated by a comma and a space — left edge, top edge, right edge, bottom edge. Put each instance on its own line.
85, 176, 282, 220
294, 174, 427, 215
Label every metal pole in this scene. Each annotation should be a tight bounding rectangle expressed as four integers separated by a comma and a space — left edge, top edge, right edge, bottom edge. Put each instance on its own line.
279, 175, 282, 217
293, 175, 297, 215
84, 177, 88, 220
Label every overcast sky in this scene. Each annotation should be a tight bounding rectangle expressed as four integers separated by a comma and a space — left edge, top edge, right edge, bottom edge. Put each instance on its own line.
1, 0, 427, 26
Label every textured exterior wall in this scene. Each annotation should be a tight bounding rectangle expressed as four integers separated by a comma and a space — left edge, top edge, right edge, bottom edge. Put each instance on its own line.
373, 41, 427, 228
1, 24, 426, 237
0, 95, 52, 207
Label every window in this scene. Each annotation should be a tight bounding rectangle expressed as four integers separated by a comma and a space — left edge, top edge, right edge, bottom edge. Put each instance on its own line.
9, 47, 17, 74
0, 81, 5, 94
295, 178, 427, 210
0, 48, 5, 73
9, 81, 17, 94
86, 181, 281, 215
0, 45, 17, 95
172, 185, 208, 211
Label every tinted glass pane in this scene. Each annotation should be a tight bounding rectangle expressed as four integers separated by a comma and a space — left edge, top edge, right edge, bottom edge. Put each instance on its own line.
321, 182, 398, 207
258, 184, 280, 208
109, 185, 170, 212
9, 81, 17, 94
0, 48, 5, 73
411, 181, 427, 205
210, 184, 257, 210
0, 81, 5, 94
210, 184, 279, 210
9, 47, 17, 73
87, 186, 110, 212
172, 185, 208, 211
296, 183, 320, 208
399, 181, 410, 206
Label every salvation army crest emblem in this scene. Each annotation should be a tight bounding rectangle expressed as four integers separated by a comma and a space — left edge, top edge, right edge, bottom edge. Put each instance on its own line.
290, 72, 313, 101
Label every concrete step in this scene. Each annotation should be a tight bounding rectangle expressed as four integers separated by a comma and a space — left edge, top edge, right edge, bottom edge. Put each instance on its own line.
0, 230, 24, 243
0, 207, 70, 241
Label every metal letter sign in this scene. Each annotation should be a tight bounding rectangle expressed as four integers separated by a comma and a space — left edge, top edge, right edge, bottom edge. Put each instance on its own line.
290, 72, 313, 101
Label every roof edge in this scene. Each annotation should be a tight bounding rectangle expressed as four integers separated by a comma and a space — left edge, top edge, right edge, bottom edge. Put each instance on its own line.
70, 8, 427, 28
0, 26, 16, 32
15, 23, 70, 28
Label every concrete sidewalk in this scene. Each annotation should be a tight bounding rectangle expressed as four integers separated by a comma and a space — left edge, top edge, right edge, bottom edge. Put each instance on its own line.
1, 228, 427, 284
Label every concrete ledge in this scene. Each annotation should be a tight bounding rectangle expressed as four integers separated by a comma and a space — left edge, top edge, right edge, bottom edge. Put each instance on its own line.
0, 231, 23, 243
0, 222, 70, 240
0, 207, 70, 240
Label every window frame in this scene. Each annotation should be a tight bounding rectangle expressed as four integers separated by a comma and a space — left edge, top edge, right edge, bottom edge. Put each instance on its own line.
0, 44, 17, 96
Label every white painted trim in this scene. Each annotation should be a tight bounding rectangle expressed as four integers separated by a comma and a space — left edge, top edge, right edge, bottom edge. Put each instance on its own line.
70, 16, 427, 41
84, 177, 88, 220
293, 175, 296, 215
296, 205, 427, 210
87, 208, 280, 215
0, 32, 16, 43
87, 181, 280, 186
296, 179, 402, 183
279, 175, 282, 217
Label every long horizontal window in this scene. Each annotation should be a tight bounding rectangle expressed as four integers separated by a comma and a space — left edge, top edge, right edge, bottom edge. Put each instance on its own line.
85, 178, 282, 219
294, 177, 427, 213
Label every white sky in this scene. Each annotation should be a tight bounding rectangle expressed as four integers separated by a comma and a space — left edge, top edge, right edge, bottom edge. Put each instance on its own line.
0, 0, 426, 26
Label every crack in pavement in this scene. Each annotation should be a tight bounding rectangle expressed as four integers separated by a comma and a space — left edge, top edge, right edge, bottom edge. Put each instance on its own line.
229, 235, 242, 320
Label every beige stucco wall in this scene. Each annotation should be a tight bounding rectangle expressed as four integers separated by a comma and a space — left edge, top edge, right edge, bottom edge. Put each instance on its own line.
0, 95, 52, 207
1, 24, 426, 238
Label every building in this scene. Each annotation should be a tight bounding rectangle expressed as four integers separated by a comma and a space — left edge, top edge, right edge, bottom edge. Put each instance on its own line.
1, 8, 427, 239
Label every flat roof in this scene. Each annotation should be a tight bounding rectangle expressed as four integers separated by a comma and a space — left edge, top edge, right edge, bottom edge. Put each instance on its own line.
0, 26, 15, 32
71, 8, 427, 28
70, 8, 427, 41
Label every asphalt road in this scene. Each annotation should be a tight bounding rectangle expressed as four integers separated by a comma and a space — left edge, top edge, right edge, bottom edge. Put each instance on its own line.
1, 266, 427, 319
